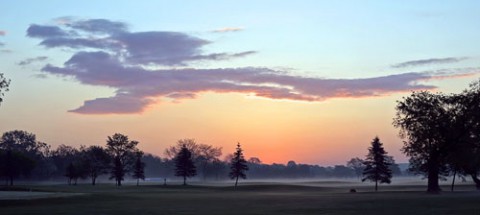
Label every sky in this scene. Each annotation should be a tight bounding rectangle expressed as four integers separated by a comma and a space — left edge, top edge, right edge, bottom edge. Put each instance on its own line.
1, 0, 480, 165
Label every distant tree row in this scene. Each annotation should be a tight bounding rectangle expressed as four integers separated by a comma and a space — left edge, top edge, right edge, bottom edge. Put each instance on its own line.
0, 130, 407, 187
0, 131, 145, 186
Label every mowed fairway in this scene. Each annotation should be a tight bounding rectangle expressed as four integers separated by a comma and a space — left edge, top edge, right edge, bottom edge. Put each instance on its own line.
1, 181, 480, 215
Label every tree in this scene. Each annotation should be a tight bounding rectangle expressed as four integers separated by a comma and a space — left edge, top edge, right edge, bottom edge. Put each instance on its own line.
197, 144, 222, 180
51, 144, 79, 182
0, 130, 43, 185
0, 72, 10, 105
362, 137, 392, 191
132, 151, 146, 186
229, 143, 249, 188
0, 150, 35, 185
106, 133, 139, 186
165, 139, 222, 180
448, 80, 480, 190
82, 146, 110, 185
174, 144, 197, 185
165, 139, 200, 159
393, 91, 451, 193
346, 157, 365, 179
64, 161, 86, 185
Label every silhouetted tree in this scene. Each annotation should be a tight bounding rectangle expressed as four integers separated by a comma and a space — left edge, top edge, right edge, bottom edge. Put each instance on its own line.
174, 144, 197, 185
0, 73, 10, 105
132, 151, 146, 186
386, 156, 402, 176
197, 144, 222, 180
362, 137, 392, 191
64, 161, 86, 185
165, 139, 222, 180
248, 157, 262, 165
454, 80, 480, 190
0, 150, 34, 185
165, 139, 200, 159
82, 146, 110, 185
51, 144, 79, 181
394, 91, 451, 193
229, 143, 249, 188
347, 157, 365, 179
0, 130, 44, 184
106, 133, 140, 186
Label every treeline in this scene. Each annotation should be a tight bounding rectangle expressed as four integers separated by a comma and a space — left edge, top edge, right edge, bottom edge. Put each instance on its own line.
0, 131, 404, 187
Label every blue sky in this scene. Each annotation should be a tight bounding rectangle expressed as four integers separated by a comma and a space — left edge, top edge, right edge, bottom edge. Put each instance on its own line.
1, 1, 480, 164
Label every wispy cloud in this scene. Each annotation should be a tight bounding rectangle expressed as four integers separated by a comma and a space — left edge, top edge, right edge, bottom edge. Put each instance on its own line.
211, 27, 244, 33
392, 57, 468, 68
28, 18, 480, 115
0, 49, 12, 54
0, 30, 6, 36
0, 42, 4, 47
18, 56, 49, 66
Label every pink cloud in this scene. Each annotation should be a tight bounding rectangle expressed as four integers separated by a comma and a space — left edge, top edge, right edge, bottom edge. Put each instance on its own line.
41, 50, 480, 114
212, 27, 244, 33
27, 18, 480, 114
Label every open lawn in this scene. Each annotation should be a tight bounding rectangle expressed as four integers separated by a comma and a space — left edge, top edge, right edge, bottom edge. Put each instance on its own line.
0, 181, 479, 214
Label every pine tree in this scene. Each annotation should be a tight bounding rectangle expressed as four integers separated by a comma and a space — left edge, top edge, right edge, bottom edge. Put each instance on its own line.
174, 145, 197, 185
362, 137, 392, 191
132, 151, 146, 186
229, 143, 249, 188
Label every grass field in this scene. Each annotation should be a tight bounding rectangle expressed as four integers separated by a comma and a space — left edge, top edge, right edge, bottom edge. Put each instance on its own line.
1, 180, 479, 214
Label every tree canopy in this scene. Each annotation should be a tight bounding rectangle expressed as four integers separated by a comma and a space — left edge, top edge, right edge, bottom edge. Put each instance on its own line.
0, 73, 10, 105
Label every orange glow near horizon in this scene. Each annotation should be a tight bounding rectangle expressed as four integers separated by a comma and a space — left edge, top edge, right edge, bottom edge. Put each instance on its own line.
0, 92, 407, 166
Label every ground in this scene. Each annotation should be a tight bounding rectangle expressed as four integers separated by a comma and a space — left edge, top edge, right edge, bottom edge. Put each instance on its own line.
0, 180, 479, 214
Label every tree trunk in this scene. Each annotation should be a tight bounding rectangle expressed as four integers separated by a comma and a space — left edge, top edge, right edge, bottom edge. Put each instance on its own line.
9, 176, 13, 186
427, 157, 441, 193
202, 162, 207, 181
470, 174, 480, 190
235, 176, 239, 188
117, 179, 122, 186
427, 167, 441, 193
451, 170, 456, 192
183, 176, 186, 186
137, 178, 139, 186
375, 180, 378, 191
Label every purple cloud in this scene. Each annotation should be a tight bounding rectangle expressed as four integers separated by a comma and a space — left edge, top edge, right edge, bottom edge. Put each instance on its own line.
18, 56, 48, 66
66, 19, 128, 34
212, 27, 244, 33
392, 57, 468, 68
27, 18, 255, 66
40, 50, 480, 114
28, 18, 480, 114
27, 25, 68, 38
0, 30, 5, 36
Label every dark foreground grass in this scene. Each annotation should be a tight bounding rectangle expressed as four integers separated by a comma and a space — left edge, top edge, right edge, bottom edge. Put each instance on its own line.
1, 184, 479, 215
